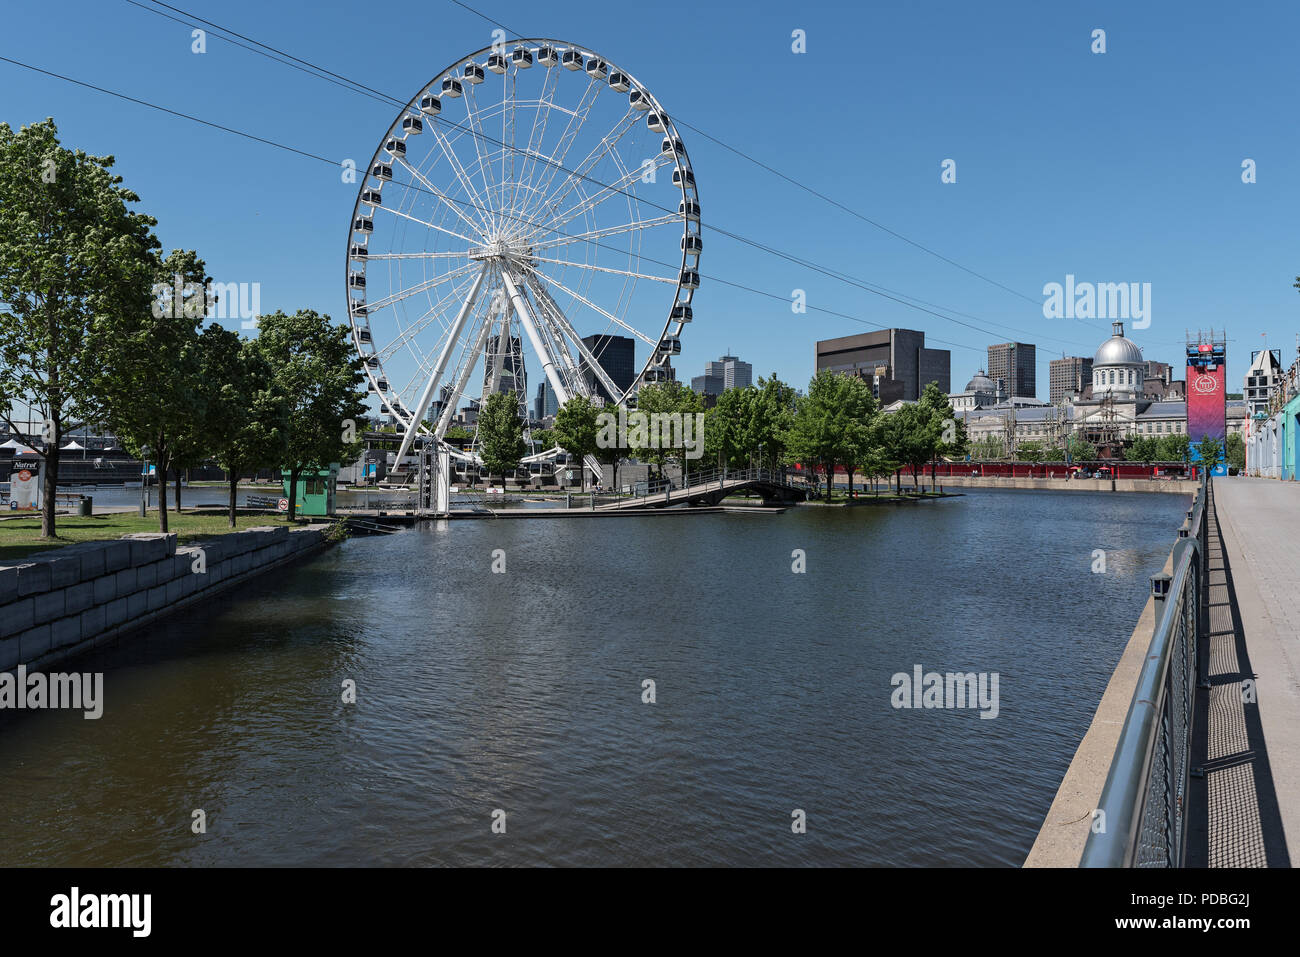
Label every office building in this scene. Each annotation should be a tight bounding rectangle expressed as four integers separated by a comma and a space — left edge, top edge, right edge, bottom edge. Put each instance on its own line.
987, 342, 1036, 398
579, 334, 636, 403
1049, 356, 1093, 405
814, 329, 950, 401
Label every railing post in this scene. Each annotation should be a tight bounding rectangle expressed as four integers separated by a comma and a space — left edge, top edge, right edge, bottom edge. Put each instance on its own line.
1151, 573, 1172, 636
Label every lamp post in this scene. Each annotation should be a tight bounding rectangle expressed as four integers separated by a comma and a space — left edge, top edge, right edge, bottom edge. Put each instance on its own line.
139, 445, 151, 517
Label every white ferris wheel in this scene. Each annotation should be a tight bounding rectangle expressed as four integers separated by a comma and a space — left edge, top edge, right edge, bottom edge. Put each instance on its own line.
345, 38, 701, 471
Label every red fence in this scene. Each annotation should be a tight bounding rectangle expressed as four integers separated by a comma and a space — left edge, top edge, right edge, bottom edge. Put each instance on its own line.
792, 461, 1200, 480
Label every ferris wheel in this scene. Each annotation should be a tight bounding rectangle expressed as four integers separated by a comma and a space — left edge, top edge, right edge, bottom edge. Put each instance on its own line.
345, 38, 701, 468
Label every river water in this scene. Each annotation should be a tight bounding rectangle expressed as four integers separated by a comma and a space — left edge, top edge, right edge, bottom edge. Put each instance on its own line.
0, 489, 1188, 866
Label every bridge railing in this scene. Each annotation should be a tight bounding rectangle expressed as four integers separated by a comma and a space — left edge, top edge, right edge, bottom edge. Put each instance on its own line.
589, 466, 791, 507
1080, 473, 1208, 868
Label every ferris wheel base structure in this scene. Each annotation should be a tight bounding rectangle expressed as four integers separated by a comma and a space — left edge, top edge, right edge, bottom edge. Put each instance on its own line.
344, 39, 702, 483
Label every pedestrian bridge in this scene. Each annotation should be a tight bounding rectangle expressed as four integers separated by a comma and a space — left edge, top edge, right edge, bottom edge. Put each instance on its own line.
592, 467, 806, 510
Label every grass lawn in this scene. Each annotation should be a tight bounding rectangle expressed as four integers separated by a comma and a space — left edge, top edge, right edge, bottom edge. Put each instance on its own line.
0, 509, 294, 562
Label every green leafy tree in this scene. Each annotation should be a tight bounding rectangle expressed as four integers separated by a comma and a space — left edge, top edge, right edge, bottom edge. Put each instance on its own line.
1067, 435, 1097, 463
200, 327, 289, 527
1196, 434, 1223, 470
255, 309, 367, 520
552, 394, 602, 490
443, 424, 474, 443
1016, 441, 1044, 461
919, 382, 965, 490
1225, 432, 1245, 472
1156, 432, 1190, 463
632, 381, 706, 479
96, 249, 212, 531
0, 118, 159, 537
1124, 436, 1161, 462
786, 370, 875, 497
879, 403, 938, 491
478, 390, 526, 489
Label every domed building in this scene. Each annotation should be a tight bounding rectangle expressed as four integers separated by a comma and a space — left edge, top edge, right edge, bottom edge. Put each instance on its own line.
1091, 321, 1146, 398
950, 369, 1006, 413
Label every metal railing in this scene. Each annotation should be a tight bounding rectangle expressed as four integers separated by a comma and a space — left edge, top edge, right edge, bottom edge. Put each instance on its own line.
577, 466, 788, 508
1081, 473, 1208, 867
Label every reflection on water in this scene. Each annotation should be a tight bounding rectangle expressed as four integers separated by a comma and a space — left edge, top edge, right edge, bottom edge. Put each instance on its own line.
0, 489, 1189, 866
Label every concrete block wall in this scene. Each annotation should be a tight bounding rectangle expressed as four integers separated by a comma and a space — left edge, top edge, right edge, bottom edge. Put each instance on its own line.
0, 524, 328, 672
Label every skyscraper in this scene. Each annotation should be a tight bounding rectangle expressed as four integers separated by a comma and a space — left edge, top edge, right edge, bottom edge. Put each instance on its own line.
987, 342, 1036, 398
579, 334, 636, 403
1049, 356, 1093, 405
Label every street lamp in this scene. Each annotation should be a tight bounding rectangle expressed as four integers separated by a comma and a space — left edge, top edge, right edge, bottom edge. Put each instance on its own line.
139, 445, 151, 517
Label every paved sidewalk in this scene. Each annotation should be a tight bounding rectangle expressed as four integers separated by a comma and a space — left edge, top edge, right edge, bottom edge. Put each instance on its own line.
1189, 478, 1300, 866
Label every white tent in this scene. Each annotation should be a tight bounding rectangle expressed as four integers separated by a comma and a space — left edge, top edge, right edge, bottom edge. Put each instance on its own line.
0, 439, 36, 454
61, 440, 85, 450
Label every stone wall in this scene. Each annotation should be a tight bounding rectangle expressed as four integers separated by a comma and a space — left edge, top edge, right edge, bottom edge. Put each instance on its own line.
0, 524, 329, 672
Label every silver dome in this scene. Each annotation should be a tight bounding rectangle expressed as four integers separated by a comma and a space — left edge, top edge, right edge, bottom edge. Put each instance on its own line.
965, 371, 998, 393
1093, 322, 1143, 366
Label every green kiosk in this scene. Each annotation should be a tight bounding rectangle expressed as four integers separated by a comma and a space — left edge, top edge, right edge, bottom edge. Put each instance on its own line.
282, 463, 340, 517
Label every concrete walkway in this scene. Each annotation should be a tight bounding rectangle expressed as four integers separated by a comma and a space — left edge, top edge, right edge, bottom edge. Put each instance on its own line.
1189, 478, 1300, 866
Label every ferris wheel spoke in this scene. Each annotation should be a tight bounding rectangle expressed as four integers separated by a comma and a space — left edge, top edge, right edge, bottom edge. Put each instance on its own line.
545, 154, 673, 236
523, 76, 606, 219
378, 204, 481, 247
527, 255, 678, 284
510, 69, 560, 225
526, 110, 640, 230
394, 155, 488, 239
362, 260, 479, 314
363, 250, 475, 261
375, 271, 482, 363
429, 125, 497, 234
528, 213, 679, 251
461, 82, 503, 233
519, 262, 659, 347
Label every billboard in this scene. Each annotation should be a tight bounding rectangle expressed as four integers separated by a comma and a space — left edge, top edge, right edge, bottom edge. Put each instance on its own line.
1187, 339, 1226, 462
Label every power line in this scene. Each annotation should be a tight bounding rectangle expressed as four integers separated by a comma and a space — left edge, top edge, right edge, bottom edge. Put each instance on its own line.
117, 0, 1101, 353
0, 52, 986, 354
444, 0, 1044, 307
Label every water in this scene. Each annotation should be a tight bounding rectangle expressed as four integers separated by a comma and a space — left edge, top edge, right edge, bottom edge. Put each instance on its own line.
0, 489, 1189, 866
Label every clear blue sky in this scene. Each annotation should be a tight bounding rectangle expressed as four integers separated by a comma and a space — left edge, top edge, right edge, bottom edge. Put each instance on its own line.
4, 0, 1298, 397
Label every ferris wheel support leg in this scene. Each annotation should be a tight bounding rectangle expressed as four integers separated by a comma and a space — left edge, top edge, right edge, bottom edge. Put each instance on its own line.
396, 266, 488, 464
435, 293, 500, 441
501, 268, 571, 408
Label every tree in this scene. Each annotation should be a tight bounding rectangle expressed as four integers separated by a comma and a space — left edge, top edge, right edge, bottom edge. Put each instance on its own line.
1196, 434, 1223, 470
478, 390, 526, 489
1225, 432, 1246, 472
255, 310, 367, 520
1155, 433, 1190, 463
879, 403, 937, 491
96, 249, 211, 532
1066, 435, 1097, 463
443, 424, 474, 443
200, 327, 288, 527
919, 382, 965, 490
632, 381, 706, 480
0, 118, 159, 537
552, 394, 602, 490
786, 370, 875, 497
1125, 436, 1161, 462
